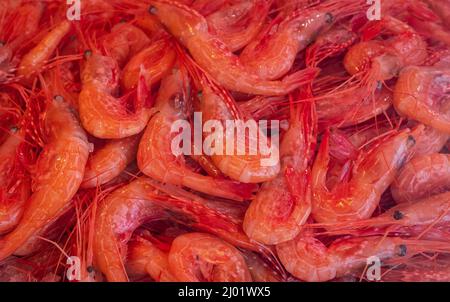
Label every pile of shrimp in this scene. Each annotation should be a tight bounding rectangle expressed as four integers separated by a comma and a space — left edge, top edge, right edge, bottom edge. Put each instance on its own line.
0, 0, 449, 282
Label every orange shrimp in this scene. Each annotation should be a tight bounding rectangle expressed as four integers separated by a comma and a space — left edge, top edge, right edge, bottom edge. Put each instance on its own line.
137, 70, 256, 200
121, 37, 176, 90
243, 100, 316, 245
391, 153, 450, 204
0, 98, 89, 261
101, 23, 150, 67
93, 177, 259, 281
206, 0, 272, 52
81, 134, 141, 189
0, 127, 30, 234
410, 124, 449, 157
126, 235, 177, 281
168, 232, 252, 282
343, 16, 427, 92
393, 66, 450, 135
276, 231, 450, 282
17, 20, 72, 81
311, 128, 417, 224
240, 0, 362, 80
148, 0, 319, 96
78, 53, 152, 139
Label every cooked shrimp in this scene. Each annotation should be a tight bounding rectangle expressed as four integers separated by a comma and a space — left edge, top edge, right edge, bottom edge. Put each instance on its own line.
243, 100, 316, 245
240, 0, 362, 80
206, 0, 271, 52
168, 232, 252, 282
277, 231, 450, 282
121, 37, 176, 90
393, 66, 450, 135
78, 53, 152, 139
0, 98, 89, 261
149, 0, 319, 96
81, 134, 141, 189
311, 128, 417, 224
410, 124, 449, 157
0, 127, 30, 234
126, 235, 176, 281
391, 153, 450, 204
17, 20, 72, 81
137, 70, 256, 200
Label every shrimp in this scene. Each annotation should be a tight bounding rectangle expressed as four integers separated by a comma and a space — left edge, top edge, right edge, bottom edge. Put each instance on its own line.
243, 100, 316, 245
276, 231, 450, 282
0, 127, 30, 234
168, 232, 252, 282
240, 0, 362, 80
80, 134, 141, 189
0, 98, 89, 261
410, 124, 449, 157
101, 23, 150, 67
93, 177, 260, 281
391, 154, 450, 204
126, 235, 176, 281
343, 16, 427, 93
137, 70, 256, 200
393, 66, 450, 135
17, 20, 72, 81
148, 0, 319, 96
206, 0, 271, 52
311, 128, 417, 224
121, 37, 176, 90
78, 53, 152, 139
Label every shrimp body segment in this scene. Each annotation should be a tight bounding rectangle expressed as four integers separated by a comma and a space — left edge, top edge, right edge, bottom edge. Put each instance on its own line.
0, 99, 89, 260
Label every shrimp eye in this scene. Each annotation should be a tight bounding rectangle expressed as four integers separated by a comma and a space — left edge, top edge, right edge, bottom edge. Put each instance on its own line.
393, 210, 404, 220
86, 266, 94, 273
148, 5, 157, 15
325, 13, 334, 24
54, 95, 64, 102
197, 91, 203, 98
10, 126, 19, 133
84, 50, 92, 58
376, 81, 383, 90
0, 41, 4, 47
398, 244, 407, 257
407, 135, 416, 147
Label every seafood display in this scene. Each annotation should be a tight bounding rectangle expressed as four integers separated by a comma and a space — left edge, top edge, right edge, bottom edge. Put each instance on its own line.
0, 0, 449, 283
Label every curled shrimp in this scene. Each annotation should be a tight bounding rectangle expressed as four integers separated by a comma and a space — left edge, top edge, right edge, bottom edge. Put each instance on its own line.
17, 20, 72, 82
137, 70, 256, 200
393, 66, 450, 135
121, 37, 176, 90
243, 100, 316, 245
78, 52, 152, 139
81, 134, 141, 189
240, 0, 362, 80
206, 0, 272, 52
101, 23, 150, 67
391, 153, 450, 204
126, 234, 177, 281
148, 0, 319, 96
311, 128, 417, 224
276, 231, 450, 282
0, 127, 30, 234
168, 232, 252, 282
0, 98, 89, 261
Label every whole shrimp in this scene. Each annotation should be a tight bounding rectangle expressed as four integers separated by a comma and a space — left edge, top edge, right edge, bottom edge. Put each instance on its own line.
78, 52, 152, 139
393, 65, 450, 135
80, 134, 141, 189
121, 37, 176, 91
391, 153, 450, 204
0, 127, 30, 234
311, 128, 417, 224
206, 0, 272, 52
148, 0, 319, 96
243, 99, 316, 245
168, 232, 252, 282
240, 0, 363, 80
276, 231, 450, 282
0, 97, 89, 261
137, 69, 256, 200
